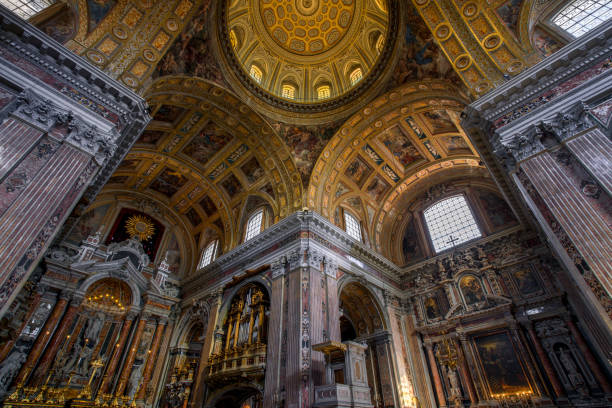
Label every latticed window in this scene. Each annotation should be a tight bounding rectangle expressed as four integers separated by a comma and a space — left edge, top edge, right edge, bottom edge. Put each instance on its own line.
250, 65, 263, 83
317, 85, 331, 100
281, 84, 296, 99
349, 67, 363, 86
245, 209, 264, 241
423, 195, 481, 253
199, 240, 218, 268
553, 0, 612, 37
344, 211, 362, 241
1, 0, 55, 19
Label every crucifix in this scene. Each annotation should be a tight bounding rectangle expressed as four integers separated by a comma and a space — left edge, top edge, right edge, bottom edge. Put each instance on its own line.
446, 235, 459, 248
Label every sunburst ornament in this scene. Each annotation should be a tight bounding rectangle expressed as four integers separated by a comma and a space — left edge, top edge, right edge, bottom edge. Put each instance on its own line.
125, 214, 155, 241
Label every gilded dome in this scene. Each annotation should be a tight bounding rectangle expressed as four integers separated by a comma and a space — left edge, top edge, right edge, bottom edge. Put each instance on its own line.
220, 0, 395, 118
260, 0, 356, 56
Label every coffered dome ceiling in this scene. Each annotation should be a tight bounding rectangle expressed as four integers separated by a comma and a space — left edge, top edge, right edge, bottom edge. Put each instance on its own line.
220, 0, 397, 122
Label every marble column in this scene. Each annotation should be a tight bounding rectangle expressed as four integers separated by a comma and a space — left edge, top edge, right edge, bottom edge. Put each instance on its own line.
116, 314, 148, 396
136, 318, 166, 400
14, 292, 68, 385
31, 296, 81, 385
454, 338, 477, 405
425, 342, 447, 407
524, 322, 565, 398
566, 319, 612, 393
100, 313, 136, 393
191, 293, 222, 408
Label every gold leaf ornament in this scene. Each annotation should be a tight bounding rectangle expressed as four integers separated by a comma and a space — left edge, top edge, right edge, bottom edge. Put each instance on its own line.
125, 215, 155, 241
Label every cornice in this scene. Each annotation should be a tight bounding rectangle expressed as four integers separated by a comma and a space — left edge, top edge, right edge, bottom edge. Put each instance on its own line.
470, 19, 612, 123
182, 211, 403, 296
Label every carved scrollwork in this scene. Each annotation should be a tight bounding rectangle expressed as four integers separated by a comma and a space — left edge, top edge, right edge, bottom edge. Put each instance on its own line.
12, 89, 118, 165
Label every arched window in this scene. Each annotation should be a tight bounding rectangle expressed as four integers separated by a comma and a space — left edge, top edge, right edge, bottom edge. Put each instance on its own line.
1, 0, 55, 19
250, 65, 263, 83
344, 211, 362, 241
349, 67, 363, 86
423, 195, 481, 253
281, 83, 296, 99
552, 0, 611, 37
317, 85, 331, 100
199, 240, 218, 268
245, 209, 264, 241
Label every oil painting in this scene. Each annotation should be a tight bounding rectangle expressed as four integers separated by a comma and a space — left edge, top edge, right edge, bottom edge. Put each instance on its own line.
460, 275, 486, 305
241, 157, 266, 184
512, 268, 543, 296
474, 332, 531, 395
478, 190, 517, 229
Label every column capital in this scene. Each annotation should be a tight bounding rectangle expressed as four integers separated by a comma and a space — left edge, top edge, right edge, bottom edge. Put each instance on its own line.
11, 88, 118, 165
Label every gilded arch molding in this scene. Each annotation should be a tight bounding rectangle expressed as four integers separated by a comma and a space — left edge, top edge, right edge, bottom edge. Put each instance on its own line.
307, 80, 482, 249
141, 76, 304, 248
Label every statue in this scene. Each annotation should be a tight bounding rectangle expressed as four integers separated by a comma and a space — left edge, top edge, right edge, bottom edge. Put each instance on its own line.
84, 313, 105, 344
0, 346, 27, 393
559, 348, 588, 395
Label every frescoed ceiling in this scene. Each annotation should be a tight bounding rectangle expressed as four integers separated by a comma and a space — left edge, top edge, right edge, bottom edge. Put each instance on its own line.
30, 0, 568, 262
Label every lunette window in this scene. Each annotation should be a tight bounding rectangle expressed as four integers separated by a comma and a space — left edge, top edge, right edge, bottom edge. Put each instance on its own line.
423, 195, 481, 253
245, 210, 264, 241
344, 211, 362, 241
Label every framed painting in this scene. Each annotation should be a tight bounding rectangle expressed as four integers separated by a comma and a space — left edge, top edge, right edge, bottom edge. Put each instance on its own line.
473, 332, 532, 396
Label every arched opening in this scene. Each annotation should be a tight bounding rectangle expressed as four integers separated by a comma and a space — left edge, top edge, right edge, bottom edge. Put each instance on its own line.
208, 384, 263, 408
339, 281, 392, 406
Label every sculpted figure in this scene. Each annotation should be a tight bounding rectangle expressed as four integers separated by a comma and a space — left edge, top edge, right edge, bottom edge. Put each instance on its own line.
0, 346, 27, 392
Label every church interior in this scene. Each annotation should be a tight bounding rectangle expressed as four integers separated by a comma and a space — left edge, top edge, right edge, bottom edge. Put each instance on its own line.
0, 0, 610, 407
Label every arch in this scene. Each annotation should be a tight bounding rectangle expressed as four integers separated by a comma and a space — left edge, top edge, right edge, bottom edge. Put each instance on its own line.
308, 80, 479, 254
204, 382, 263, 408
141, 76, 303, 251
76, 273, 141, 310
217, 277, 272, 325
338, 280, 387, 337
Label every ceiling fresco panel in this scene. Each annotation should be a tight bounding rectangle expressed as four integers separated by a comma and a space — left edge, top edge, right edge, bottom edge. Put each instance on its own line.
148, 166, 188, 198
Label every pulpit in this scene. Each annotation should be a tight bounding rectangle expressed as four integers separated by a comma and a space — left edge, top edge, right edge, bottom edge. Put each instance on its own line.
312, 341, 373, 408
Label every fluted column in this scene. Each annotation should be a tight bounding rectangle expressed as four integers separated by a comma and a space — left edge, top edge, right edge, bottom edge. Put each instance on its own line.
136, 318, 166, 400
566, 319, 612, 393
523, 322, 565, 398
425, 341, 447, 407
116, 314, 148, 396
100, 313, 136, 393
14, 292, 68, 385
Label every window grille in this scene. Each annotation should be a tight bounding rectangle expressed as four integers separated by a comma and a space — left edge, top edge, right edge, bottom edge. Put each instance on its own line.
349, 68, 363, 86
317, 85, 331, 100
423, 195, 481, 253
344, 211, 362, 241
282, 84, 296, 99
552, 0, 611, 37
199, 240, 218, 268
245, 210, 264, 241
1, 0, 55, 19
250, 65, 263, 83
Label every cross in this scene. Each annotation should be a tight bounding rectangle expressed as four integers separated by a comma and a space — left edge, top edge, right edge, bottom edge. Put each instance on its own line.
446, 235, 459, 247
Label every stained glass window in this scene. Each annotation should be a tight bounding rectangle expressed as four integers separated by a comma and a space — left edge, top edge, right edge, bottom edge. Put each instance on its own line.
199, 240, 218, 268
553, 0, 612, 37
0, 0, 55, 19
344, 211, 362, 241
245, 209, 264, 241
424, 195, 481, 253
